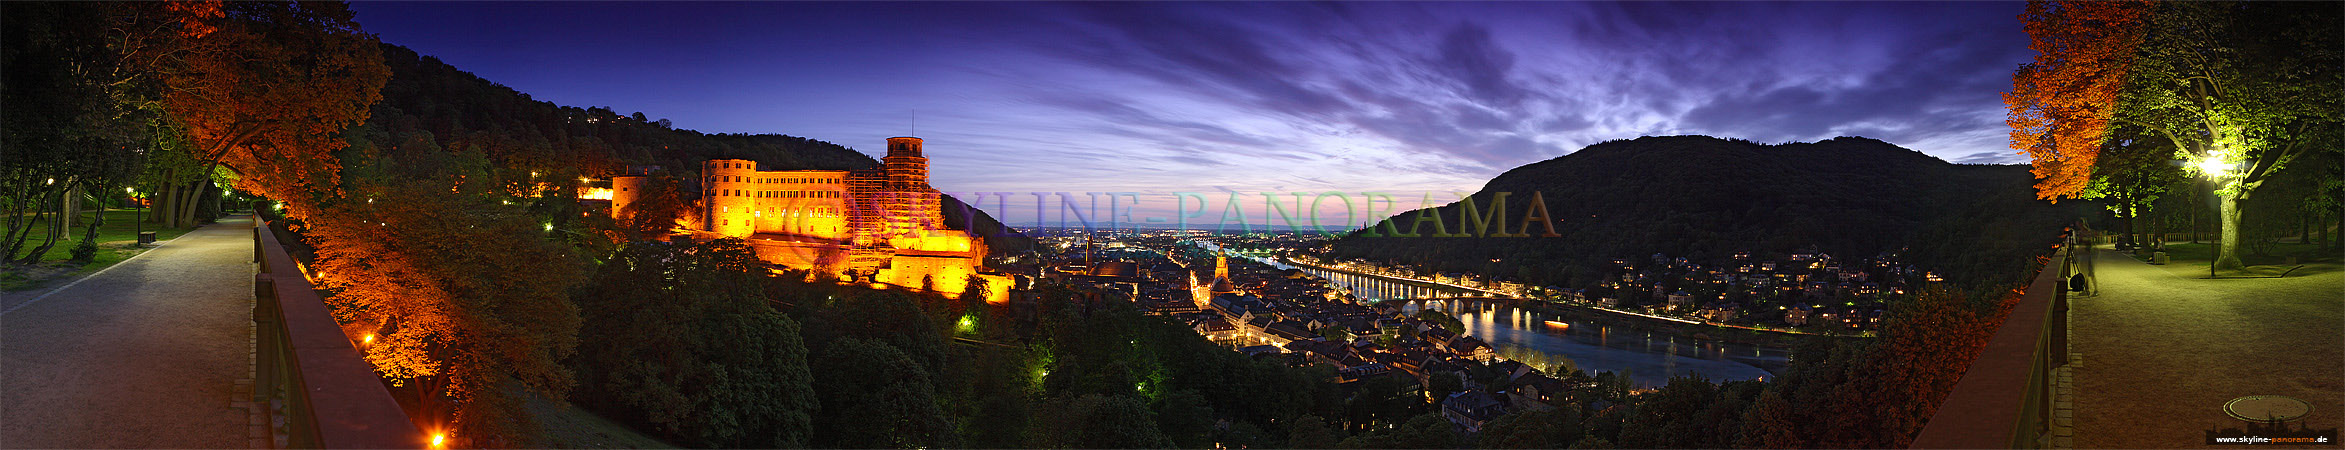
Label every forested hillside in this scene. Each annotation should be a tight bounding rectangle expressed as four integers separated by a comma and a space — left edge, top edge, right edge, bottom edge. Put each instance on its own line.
357, 44, 1027, 251
1328, 135, 2090, 288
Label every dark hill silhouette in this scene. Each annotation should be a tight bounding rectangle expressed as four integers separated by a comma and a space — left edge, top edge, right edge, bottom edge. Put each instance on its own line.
1327, 135, 2086, 288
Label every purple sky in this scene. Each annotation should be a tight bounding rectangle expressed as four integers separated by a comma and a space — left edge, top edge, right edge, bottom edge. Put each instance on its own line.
351, 1, 2034, 228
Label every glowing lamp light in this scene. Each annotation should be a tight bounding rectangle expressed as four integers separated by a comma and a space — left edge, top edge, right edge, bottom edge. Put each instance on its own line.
361, 333, 375, 345
430, 433, 446, 449
543, 223, 555, 232
2196, 156, 2233, 177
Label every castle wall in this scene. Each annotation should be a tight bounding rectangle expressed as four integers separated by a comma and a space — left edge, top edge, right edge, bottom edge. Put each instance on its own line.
745, 171, 850, 240
622, 138, 1005, 303
703, 160, 761, 238
609, 176, 648, 220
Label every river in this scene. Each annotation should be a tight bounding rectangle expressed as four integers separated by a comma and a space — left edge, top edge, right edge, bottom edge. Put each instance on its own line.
1196, 242, 1784, 388
1403, 299, 1785, 388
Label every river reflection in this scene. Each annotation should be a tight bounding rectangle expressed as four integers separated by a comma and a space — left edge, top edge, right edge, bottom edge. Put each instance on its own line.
1402, 300, 1785, 388
1205, 245, 1787, 388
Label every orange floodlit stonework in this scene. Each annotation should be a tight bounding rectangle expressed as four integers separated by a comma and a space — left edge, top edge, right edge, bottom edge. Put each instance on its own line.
576, 186, 614, 200
608, 136, 1010, 303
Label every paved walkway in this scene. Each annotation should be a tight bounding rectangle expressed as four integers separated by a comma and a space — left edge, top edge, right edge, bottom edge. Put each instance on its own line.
2071, 246, 2344, 448
2, 216, 255, 448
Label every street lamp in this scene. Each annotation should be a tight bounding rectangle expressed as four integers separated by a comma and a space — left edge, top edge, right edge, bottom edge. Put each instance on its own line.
2194, 154, 2241, 278
2195, 156, 2234, 178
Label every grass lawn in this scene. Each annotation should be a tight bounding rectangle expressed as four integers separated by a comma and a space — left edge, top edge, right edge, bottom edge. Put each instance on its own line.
2128, 239, 2343, 279
0, 209, 204, 292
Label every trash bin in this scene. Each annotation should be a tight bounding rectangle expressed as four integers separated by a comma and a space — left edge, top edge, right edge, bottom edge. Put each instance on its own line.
137, 231, 157, 245
2152, 251, 2169, 265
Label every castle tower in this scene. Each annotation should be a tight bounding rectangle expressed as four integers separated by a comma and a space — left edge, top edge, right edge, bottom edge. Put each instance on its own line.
882, 136, 940, 237
609, 176, 649, 221
703, 159, 759, 238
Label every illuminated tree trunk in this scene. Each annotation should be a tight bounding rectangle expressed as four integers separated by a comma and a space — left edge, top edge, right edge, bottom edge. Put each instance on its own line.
2215, 191, 2247, 272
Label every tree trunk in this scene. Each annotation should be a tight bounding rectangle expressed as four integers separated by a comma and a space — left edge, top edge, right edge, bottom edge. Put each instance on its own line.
20, 193, 69, 264
6, 183, 68, 263
2214, 192, 2247, 272
2301, 205, 2311, 244
2121, 205, 2137, 251
174, 180, 203, 227
61, 184, 80, 231
152, 183, 175, 228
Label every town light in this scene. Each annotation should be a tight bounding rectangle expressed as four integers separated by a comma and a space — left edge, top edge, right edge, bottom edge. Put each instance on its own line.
430, 433, 446, 449
361, 333, 375, 345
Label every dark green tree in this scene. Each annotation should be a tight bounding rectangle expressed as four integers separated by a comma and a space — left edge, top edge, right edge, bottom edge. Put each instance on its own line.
570, 239, 817, 447
1034, 394, 1173, 449
1284, 415, 1344, 449
811, 337, 959, 448
1478, 405, 1585, 449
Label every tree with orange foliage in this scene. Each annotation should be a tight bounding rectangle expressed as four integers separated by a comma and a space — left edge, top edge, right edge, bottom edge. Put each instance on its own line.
2007, 0, 2151, 202
109, 1, 389, 227
305, 186, 585, 446
312, 125, 590, 447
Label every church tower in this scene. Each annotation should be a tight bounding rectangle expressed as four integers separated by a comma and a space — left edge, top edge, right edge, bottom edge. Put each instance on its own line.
1210, 251, 1238, 295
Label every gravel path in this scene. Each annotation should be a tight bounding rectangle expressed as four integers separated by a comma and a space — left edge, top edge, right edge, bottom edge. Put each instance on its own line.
2, 216, 255, 449
2071, 246, 2344, 448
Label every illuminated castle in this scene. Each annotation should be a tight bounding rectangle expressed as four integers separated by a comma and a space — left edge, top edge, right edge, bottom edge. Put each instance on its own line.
609, 136, 1009, 302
